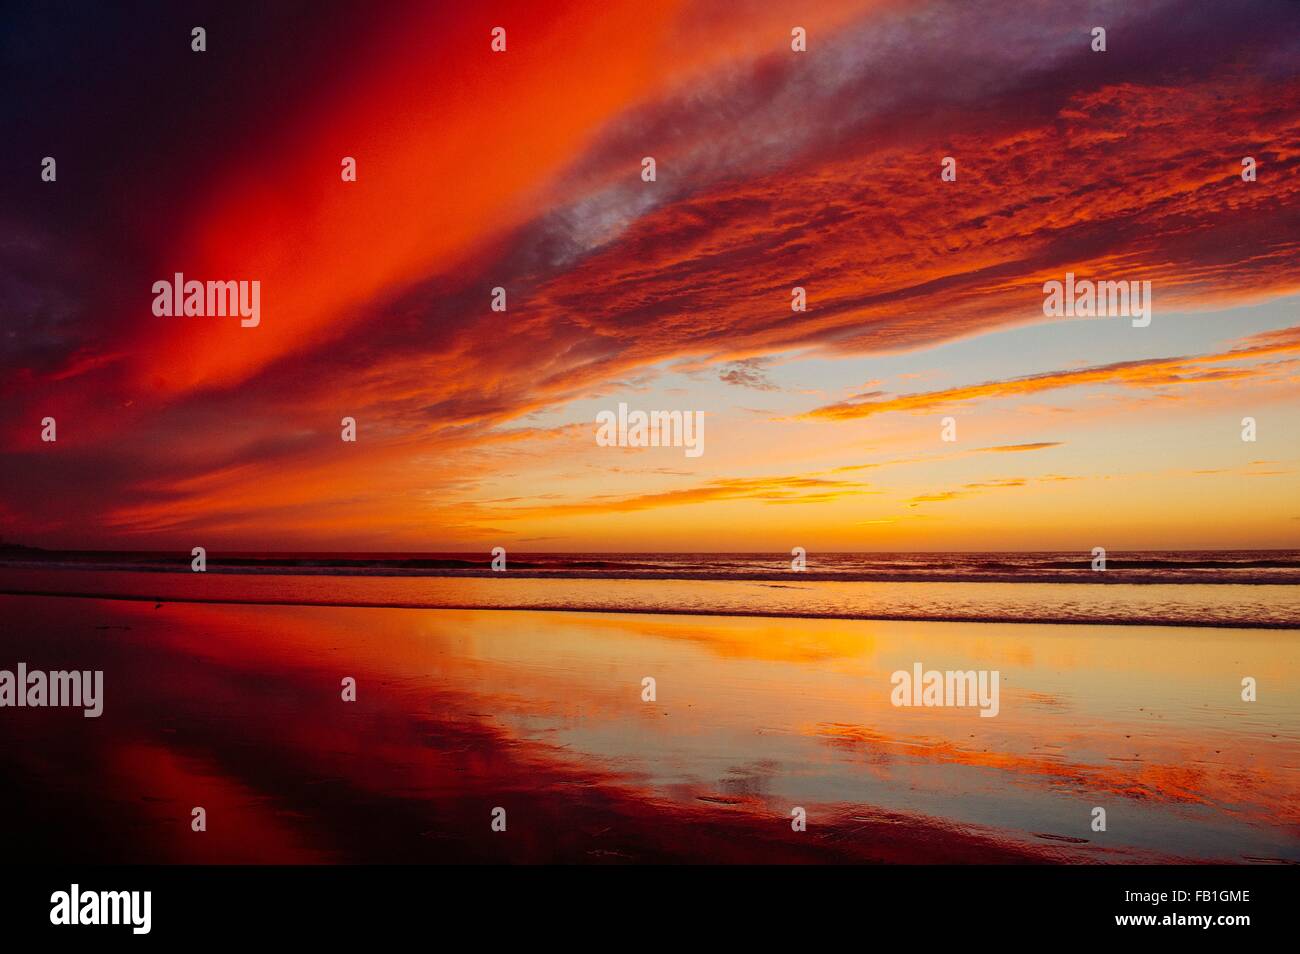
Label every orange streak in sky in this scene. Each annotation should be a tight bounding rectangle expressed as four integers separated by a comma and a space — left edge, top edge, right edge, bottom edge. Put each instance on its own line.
133, 0, 889, 397
136, 1, 688, 395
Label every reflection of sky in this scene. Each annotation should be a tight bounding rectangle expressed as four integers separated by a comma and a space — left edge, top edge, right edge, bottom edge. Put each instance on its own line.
512, 613, 1300, 862
6, 595, 1295, 862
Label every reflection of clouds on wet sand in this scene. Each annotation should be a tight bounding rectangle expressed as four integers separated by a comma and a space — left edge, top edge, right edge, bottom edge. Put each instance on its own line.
1, 595, 1295, 863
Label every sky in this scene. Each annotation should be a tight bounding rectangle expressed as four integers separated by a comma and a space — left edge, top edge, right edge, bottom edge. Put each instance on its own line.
1, 0, 1298, 552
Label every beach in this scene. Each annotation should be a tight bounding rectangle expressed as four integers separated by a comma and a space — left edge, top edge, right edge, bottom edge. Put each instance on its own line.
2, 549, 1299, 629
3, 581, 1296, 864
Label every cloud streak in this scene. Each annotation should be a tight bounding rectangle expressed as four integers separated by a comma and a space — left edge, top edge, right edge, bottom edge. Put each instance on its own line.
2, 0, 1298, 547
807, 327, 1300, 420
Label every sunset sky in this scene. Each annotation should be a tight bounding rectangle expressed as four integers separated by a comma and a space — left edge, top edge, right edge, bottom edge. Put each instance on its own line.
2, 0, 1298, 551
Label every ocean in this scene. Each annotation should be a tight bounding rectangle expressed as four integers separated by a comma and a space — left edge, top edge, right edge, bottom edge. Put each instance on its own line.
2, 549, 1298, 627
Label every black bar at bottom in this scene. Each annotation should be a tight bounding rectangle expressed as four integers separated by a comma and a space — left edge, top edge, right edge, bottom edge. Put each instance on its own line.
3, 864, 1285, 940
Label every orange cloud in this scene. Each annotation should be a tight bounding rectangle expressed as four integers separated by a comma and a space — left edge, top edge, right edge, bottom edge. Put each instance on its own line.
5, 0, 1299, 549
808, 327, 1300, 420
480, 474, 877, 520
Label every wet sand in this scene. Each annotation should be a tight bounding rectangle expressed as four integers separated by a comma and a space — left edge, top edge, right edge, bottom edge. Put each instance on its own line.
3, 566, 1298, 627
1, 594, 1296, 863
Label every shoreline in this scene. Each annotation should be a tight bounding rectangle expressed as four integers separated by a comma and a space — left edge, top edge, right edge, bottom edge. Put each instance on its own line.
4, 559, 1299, 588
3, 588, 1297, 630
